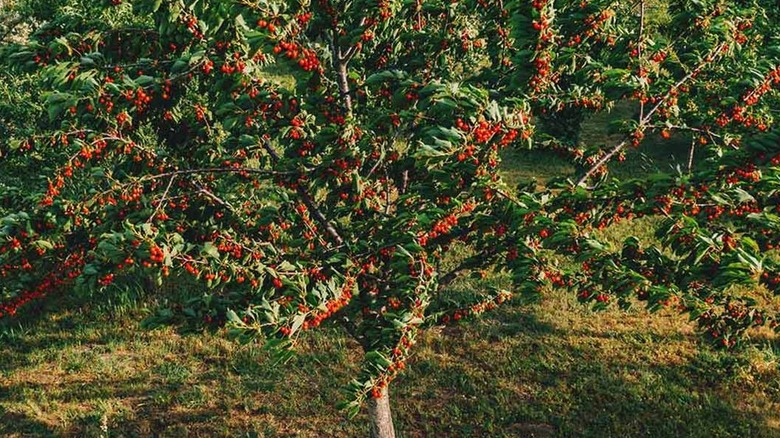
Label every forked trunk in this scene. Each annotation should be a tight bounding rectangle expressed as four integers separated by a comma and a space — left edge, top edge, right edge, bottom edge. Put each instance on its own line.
368, 386, 396, 438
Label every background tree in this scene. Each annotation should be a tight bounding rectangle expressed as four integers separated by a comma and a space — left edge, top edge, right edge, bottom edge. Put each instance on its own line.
536, 0, 780, 349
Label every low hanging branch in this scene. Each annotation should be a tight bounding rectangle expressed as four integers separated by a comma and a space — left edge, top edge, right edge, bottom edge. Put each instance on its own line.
438, 247, 499, 289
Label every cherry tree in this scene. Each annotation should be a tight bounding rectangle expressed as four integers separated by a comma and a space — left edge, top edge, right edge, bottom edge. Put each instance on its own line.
1, 0, 779, 436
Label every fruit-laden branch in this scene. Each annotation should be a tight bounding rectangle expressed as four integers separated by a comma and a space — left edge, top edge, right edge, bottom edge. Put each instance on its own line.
146, 166, 296, 179
428, 289, 514, 325
261, 138, 345, 246
575, 41, 728, 187
645, 124, 723, 138
147, 174, 177, 224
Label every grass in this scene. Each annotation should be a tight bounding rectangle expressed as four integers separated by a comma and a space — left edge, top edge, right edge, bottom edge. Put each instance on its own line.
1, 104, 779, 438
1, 284, 779, 437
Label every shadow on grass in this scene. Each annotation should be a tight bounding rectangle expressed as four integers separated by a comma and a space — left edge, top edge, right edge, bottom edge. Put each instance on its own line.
395, 301, 779, 438
0, 397, 251, 437
0, 411, 57, 436
0, 296, 149, 372
1, 291, 778, 437
0, 290, 363, 437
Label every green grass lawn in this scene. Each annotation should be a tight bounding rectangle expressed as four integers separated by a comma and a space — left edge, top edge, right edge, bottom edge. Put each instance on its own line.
1, 282, 779, 437
1, 111, 779, 437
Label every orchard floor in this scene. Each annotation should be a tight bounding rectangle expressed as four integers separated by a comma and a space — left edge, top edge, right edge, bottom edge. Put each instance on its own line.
1, 286, 779, 437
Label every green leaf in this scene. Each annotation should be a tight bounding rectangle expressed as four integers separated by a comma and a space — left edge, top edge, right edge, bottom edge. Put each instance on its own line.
202, 242, 220, 258
226, 309, 243, 325
289, 314, 306, 336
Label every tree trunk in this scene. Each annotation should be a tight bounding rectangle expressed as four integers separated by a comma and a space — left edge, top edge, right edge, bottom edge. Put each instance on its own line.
336, 61, 353, 116
368, 386, 396, 438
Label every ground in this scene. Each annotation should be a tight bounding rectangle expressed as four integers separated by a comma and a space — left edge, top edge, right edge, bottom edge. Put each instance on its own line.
1, 279, 779, 437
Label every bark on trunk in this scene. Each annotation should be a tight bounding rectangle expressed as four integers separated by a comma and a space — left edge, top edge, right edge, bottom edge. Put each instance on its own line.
368, 386, 396, 438
336, 61, 353, 116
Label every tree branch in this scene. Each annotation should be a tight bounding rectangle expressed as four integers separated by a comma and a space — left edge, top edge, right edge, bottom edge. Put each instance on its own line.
147, 174, 176, 223
261, 138, 345, 246
575, 42, 728, 187
637, 0, 646, 120
438, 248, 498, 289
646, 124, 722, 138
331, 31, 353, 116
0, 15, 24, 44
341, 44, 359, 64
192, 180, 237, 211
687, 138, 696, 175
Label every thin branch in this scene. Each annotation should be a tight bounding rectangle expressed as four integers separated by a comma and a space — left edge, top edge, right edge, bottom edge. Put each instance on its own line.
261, 138, 345, 246
496, 188, 525, 207
384, 169, 392, 216
192, 180, 237, 212
637, 0, 646, 120
341, 44, 359, 64
0, 15, 24, 44
575, 42, 727, 187
139, 166, 293, 181
331, 30, 353, 116
298, 189, 344, 245
367, 129, 403, 178
687, 138, 696, 175
82, 165, 290, 208
147, 175, 176, 223
438, 248, 497, 289
259, 138, 281, 162
646, 124, 722, 138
